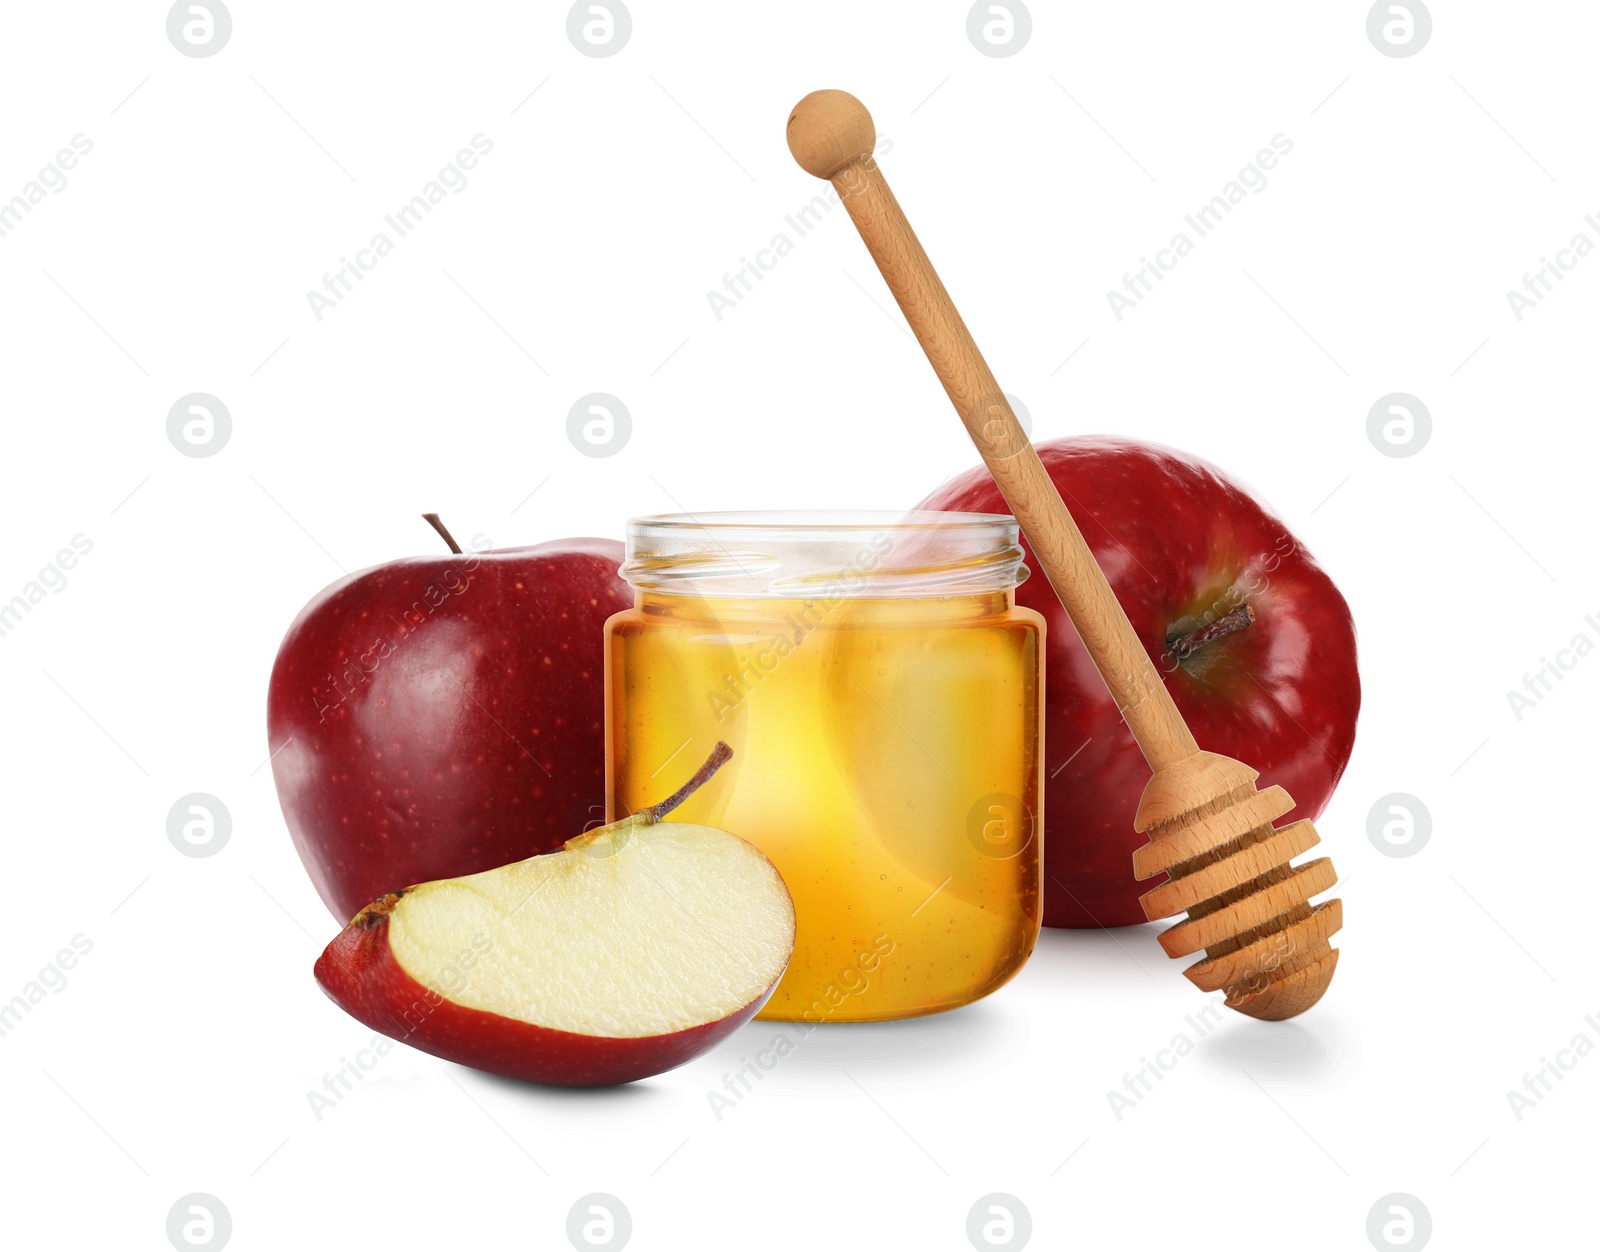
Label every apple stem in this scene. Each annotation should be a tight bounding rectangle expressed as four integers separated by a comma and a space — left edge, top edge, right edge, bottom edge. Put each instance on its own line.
422, 512, 463, 555
641, 742, 733, 824
1168, 603, 1256, 662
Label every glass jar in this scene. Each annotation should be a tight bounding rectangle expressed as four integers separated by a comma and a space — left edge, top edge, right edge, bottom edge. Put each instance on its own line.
605, 511, 1043, 1022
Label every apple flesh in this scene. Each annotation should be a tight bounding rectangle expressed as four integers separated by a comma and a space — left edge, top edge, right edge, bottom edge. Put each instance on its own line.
315, 749, 796, 1087
268, 518, 633, 921
920, 437, 1360, 928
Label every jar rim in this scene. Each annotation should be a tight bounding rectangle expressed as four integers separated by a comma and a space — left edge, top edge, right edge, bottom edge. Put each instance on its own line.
628, 508, 1015, 531
622, 509, 1028, 598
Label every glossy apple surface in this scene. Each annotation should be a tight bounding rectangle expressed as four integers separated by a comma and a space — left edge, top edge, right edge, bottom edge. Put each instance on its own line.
314, 816, 796, 1086
268, 532, 631, 920
920, 436, 1360, 927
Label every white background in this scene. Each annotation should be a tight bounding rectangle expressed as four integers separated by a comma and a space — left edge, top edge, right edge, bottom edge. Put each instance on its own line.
2, 2, 1595, 1249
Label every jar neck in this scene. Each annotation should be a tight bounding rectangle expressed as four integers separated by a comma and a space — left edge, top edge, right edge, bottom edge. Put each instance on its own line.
634, 588, 1017, 625
622, 511, 1029, 599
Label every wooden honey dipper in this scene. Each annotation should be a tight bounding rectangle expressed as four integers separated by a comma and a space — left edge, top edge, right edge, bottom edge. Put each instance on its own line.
787, 90, 1341, 1020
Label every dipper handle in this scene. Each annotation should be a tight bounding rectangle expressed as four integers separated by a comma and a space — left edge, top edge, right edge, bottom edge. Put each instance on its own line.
787, 90, 1198, 771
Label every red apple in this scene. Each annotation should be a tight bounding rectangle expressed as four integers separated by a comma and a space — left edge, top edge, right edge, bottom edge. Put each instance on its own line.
314, 746, 796, 1087
920, 437, 1359, 928
268, 517, 632, 921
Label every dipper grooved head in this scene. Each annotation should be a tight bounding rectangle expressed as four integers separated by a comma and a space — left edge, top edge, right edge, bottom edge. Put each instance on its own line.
1135, 752, 1341, 1020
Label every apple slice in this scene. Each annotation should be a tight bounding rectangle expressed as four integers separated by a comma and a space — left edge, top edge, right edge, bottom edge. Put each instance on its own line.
314, 744, 795, 1086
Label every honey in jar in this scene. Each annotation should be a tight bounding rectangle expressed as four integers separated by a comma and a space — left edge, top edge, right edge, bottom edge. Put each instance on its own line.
605, 511, 1043, 1022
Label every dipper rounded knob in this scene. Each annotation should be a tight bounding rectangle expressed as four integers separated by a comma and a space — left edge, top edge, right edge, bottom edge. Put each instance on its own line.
786, 90, 876, 179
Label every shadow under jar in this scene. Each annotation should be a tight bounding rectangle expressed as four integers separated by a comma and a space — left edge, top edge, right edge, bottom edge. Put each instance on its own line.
605, 511, 1044, 1022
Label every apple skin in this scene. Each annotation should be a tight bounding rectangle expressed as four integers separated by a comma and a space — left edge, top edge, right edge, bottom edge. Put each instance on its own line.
268, 537, 632, 921
919, 436, 1360, 928
314, 890, 779, 1086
